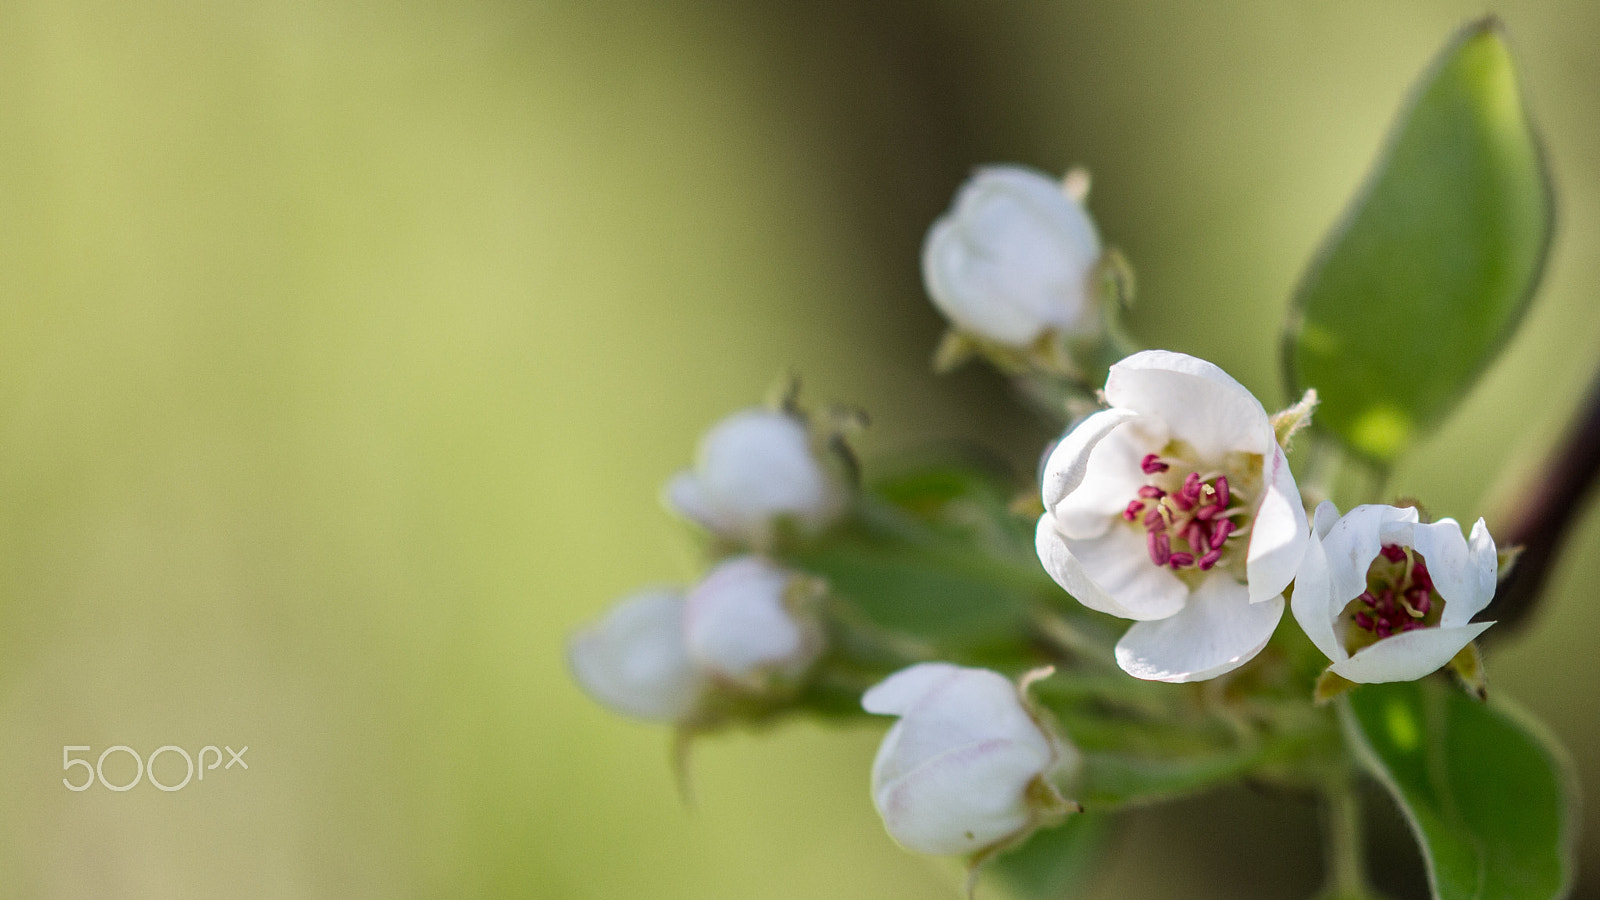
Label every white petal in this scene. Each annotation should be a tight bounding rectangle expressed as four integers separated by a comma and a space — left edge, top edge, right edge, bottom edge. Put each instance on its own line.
862, 662, 966, 716
684, 556, 817, 681
567, 589, 706, 722
1040, 408, 1142, 511
1319, 504, 1419, 610
1103, 351, 1273, 460
922, 166, 1102, 345
864, 662, 1056, 856
696, 409, 843, 539
866, 665, 1048, 786
1410, 518, 1497, 627
1114, 572, 1283, 682
1245, 445, 1309, 603
1036, 515, 1188, 621
873, 735, 1045, 856
1048, 415, 1162, 540
1290, 527, 1346, 663
967, 165, 1101, 274
1461, 518, 1499, 621
923, 216, 1046, 344
1312, 500, 1341, 540
1327, 622, 1493, 684
664, 470, 720, 532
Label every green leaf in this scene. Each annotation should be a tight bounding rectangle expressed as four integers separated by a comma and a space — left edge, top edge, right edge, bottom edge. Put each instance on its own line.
1284, 18, 1553, 463
791, 457, 1051, 654
988, 813, 1115, 900
794, 529, 1037, 651
1342, 680, 1577, 900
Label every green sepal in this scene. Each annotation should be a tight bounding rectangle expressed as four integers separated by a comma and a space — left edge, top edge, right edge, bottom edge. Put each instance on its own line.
986, 811, 1116, 900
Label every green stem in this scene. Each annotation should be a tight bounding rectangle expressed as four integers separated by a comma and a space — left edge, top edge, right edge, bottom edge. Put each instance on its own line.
1030, 608, 1119, 671
1321, 776, 1371, 899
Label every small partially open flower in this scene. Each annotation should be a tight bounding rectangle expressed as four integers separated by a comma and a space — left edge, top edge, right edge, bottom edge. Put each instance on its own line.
684, 555, 824, 688
666, 408, 849, 550
567, 588, 707, 723
1035, 350, 1309, 682
863, 664, 1077, 858
1291, 502, 1496, 683
923, 165, 1103, 348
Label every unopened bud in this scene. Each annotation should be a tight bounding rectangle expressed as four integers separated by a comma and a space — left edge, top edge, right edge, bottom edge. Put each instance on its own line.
567, 589, 707, 723
863, 663, 1077, 857
666, 408, 849, 550
922, 165, 1103, 348
684, 556, 824, 687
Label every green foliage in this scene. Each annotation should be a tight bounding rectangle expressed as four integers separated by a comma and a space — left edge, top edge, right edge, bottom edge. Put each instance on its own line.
1342, 680, 1576, 900
989, 813, 1116, 900
1284, 18, 1553, 463
1074, 749, 1267, 809
793, 457, 1050, 654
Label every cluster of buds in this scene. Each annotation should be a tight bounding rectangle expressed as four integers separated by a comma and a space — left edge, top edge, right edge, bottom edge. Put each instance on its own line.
569, 402, 851, 726
567, 555, 826, 725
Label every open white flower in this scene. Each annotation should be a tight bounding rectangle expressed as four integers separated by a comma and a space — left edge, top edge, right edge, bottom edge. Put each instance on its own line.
567, 588, 707, 723
666, 408, 849, 549
1035, 350, 1309, 682
1291, 502, 1496, 684
684, 555, 823, 687
863, 664, 1076, 857
922, 165, 1102, 347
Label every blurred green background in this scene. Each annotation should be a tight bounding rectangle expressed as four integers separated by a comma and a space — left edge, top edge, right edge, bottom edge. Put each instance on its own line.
0, 2, 1597, 897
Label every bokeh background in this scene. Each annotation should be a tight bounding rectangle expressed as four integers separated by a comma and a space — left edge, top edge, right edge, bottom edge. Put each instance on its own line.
0, 2, 1597, 897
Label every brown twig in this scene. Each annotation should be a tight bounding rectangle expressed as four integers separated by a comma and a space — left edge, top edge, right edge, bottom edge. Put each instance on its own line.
1486, 369, 1600, 635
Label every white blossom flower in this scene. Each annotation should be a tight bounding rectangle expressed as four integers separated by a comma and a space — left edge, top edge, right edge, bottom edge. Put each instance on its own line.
666, 408, 849, 549
567, 588, 707, 722
922, 165, 1103, 347
1035, 350, 1309, 682
684, 555, 823, 687
1291, 502, 1496, 684
863, 663, 1076, 858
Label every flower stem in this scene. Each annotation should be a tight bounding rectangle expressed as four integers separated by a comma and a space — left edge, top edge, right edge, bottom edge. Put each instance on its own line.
1321, 775, 1372, 900
1030, 608, 1119, 670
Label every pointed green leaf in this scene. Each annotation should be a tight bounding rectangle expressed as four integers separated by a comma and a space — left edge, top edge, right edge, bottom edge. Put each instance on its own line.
1342, 680, 1576, 900
1284, 18, 1553, 462
989, 813, 1115, 900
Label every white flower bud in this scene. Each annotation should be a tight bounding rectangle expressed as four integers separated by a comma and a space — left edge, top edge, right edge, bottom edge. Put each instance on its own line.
666, 408, 848, 549
567, 589, 707, 722
923, 165, 1103, 347
863, 664, 1076, 857
684, 555, 823, 686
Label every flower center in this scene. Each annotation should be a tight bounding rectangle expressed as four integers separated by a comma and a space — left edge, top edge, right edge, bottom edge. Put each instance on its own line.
1345, 544, 1439, 643
1122, 452, 1248, 572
